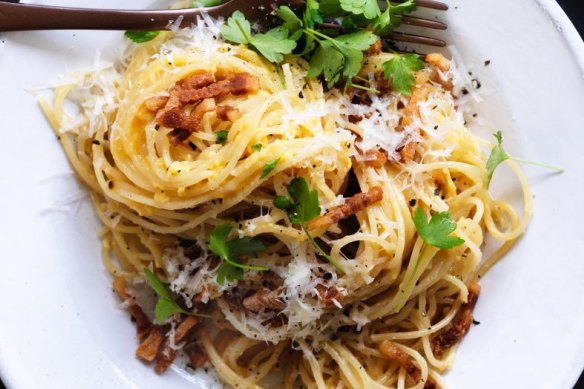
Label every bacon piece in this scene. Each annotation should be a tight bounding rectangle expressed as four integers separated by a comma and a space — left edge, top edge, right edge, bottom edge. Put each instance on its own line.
162, 98, 217, 143
425, 53, 450, 72
378, 340, 436, 389
242, 288, 286, 313
112, 277, 151, 340
361, 148, 387, 168
155, 316, 199, 373
177, 73, 259, 104
136, 326, 165, 362
307, 186, 384, 230
145, 96, 169, 112
398, 140, 417, 161
432, 282, 481, 357
402, 82, 432, 127
185, 343, 209, 368
367, 38, 382, 56
315, 284, 343, 308
374, 72, 393, 94
179, 72, 216, 89
216, 105, 240, 122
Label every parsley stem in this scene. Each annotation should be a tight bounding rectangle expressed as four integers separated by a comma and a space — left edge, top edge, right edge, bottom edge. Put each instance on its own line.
305, 28, 345, 52
353, 76, 372, 85
511, 158, 564, 173
395, 242, 427, 312
224, 257, 269, 272
302, 225, 345, 274
351, 83, 380, 94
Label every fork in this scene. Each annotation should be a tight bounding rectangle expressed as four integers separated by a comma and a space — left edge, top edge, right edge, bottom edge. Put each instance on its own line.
0, 0, 447, 46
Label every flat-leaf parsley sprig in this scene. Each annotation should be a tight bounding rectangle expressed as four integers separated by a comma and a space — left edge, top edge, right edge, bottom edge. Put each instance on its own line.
396, 208, 465, 312
208, 223, 269, 285
486, 131, 563, 188
143, 268, 214, 323
273, 177, 345, 273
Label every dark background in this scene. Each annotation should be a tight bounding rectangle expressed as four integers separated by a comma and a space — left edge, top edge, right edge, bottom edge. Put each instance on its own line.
1, 1, 583, 388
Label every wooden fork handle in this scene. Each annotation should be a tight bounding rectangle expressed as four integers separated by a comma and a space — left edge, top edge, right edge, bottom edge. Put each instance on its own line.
0, 3, 211, 31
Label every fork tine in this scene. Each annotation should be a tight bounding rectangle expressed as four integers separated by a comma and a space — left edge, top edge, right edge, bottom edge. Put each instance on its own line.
387, 32, 446, 47
393, 0, 449, 11
399, 16, 447, 30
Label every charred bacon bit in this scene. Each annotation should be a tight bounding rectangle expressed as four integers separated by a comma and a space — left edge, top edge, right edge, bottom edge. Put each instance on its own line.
216, 105, 240, 122
307, 186, 384, 230
177, 73, 260, 104
185, 343, 209, 368
432, 282, 481, 357
361, 148, 387, 168
425, 53, 450, 72
155, 316, 199, 373
315, 284, 343, 307
112, 277, 152, 340
242, 288, 286, 313
378, 340, 437, 389
136, 326, 165, 362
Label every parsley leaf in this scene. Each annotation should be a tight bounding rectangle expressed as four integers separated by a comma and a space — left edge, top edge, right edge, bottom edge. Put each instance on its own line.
221, 11, 296, 64
340, 0, 381, 19
143, 268, 190, 323
216, 130, 228, 145
382, 54, 425, 95
124, 31, 160, 44
277, 6, 303, 36
486, 131, 563, 188
251, 144, 263, 152
191, 0, 224, 7
261, 158, 280, 178
209, 224, 268, 285
413, 208, 465, 249
396, 209, 464, 312
274, 178, 344, 273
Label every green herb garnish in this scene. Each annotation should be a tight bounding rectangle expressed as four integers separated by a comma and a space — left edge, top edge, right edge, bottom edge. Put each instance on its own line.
221, 11, 297, 64
216, 130, 228, 145
261, 158, 280, 178
382, 53, 425, 95
396, 208, 465, 312
192, 0, 224, 7
124, 31, 160, 44
486, 131, 563, 187
208, 224, 268, 285
144, 269, 192, 323
251, 144, 263, 152
273, 177, 344, 273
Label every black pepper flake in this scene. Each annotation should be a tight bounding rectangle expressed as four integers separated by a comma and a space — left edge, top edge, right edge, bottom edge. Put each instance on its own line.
434, 188, 440, 196
188, 141, 197, 151
409, 199, 417, 207
108, 181, 114, 189
92, 140, 101, 145
433, 125, 438, 130
298, 91, 304, 99
292, 340, 299, 348
323, 272, 333, 280
484, 60, 491, 66
461, 88, 469, 95
473, 319, 481, 325
472, 113, 478, 118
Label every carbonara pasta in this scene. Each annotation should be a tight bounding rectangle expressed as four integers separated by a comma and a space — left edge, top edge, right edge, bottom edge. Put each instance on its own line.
41, 16, 531, 389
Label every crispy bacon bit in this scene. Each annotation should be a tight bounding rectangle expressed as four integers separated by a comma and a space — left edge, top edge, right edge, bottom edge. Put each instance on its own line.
155, 316, 199, 373
216, 105, 240, 122
161, 98, 217, 141
378, 340, 437, 389
315, 284, 343, 307
402, 81, 432, 127
177, 73, 259, 104
398, 140, 417, 161
432, 282, 481, 357
426, 53, 450, 72
242, 288, 286, 313
185, 343, 209, 368
136, 326, 165, 362
113, 278, 151, 340
145, 96, 169, 112
179, 72, 216, 89
374, 72, 393, 94
361, 148, 387, 168
307, 186, 384, 230
367, 38, 382, 56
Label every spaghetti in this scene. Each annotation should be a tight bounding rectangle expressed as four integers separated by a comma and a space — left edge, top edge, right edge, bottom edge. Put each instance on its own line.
41, 18, 531, 389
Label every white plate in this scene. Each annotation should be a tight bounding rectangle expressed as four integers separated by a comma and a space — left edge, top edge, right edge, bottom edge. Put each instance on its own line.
1, 1, 584, 388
